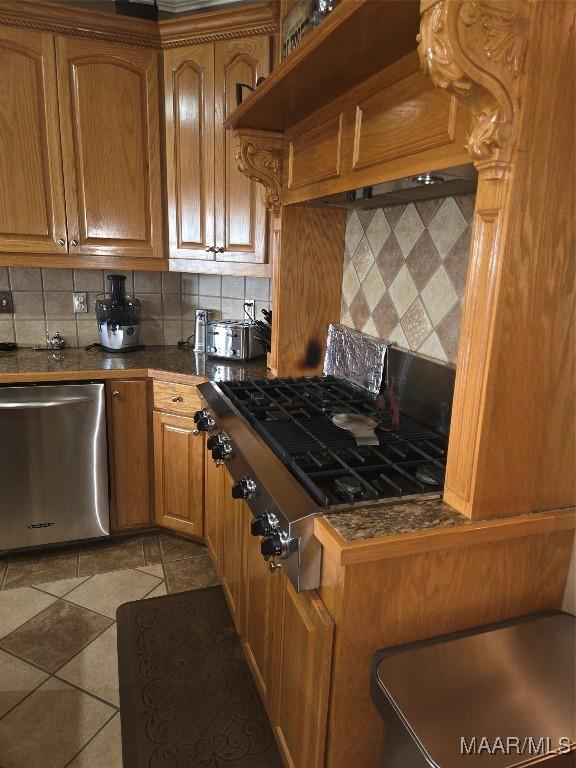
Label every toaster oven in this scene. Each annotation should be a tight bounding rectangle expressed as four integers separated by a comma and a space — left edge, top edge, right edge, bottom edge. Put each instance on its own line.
206, 320, 265, 361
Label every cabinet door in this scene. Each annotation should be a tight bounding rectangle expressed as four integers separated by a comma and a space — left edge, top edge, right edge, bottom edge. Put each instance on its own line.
0, 27, 67, 254
242, 503, 278, 715
56, 36, 162, 258
204, 441, 224, 567
274, 575, 334, 768
214, 36, 270, 263
106, 380, 152, 531
220, 470, 244, 630
153, 411, 204, 537
164, 43, 215, 260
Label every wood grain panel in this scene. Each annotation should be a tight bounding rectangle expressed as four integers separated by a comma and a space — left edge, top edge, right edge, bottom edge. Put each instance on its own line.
214, 36, 270, 263
106, 379, 152, 531
274, 575, 334, 768
352, 71, 456, 170
204, 441, 224, 567
444, 1, 576, 518
0, 27, 66, 254
271, 205, 345, 376
164, 43, 215, 259
56, 36, 163, 258
152, 380, 201, 416
321, 530, 574, 768
220, 470, 244, 631
287, 113, 342, 190
153, 411, 204, 537
242, 503, 278, 712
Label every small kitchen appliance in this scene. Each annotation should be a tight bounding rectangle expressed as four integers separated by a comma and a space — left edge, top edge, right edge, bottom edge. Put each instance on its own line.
206, 319, 266, 361
192, 309, 212, 354
195, 324, 455, 591
95, 274, 142, 352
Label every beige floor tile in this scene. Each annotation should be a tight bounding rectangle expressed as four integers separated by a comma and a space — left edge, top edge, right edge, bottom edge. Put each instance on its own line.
34, 576, 90, 597
68, 712, 122, 768
0, 649, 48, 718
0, 600, 112, 673
144, 581, 167, 599
0, 677, 114, 768
65, 569, 162, 618
58, 625, 119, 706
164, 555, 219, 594
136, 563, 164, 578
0, 588, 55, 639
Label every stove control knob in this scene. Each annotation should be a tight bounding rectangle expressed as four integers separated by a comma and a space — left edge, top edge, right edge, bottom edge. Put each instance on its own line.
193, 409, 215, 434
211, 436, 232, 464
232, 477, 257, 501
261, 533, 283, 558
251, 512, 278, 536
206, 434, 222, 451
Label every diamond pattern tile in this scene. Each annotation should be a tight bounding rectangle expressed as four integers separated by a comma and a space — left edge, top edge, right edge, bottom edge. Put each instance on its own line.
401, 298, 433, 350
393, 204, 424, 257
362, 263, 386, 312
339, 195, 474, 364
376, 233, 404, 288
342, 261, 361, 306
0, 588, 55, 640
405, 230, 440, 291
388, 264, 418, 318
428, 197, 467, 258
365, 208, 391, 256
352, 235, 375, 282
345, 210, 364, 254
418, 331, 448, 361
421, 265, 459, 326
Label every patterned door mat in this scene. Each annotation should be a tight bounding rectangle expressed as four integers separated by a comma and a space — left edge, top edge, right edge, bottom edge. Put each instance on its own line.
116, 586, 284, 768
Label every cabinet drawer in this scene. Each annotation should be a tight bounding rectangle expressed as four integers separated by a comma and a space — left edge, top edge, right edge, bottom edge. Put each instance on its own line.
153, 381, 201, 415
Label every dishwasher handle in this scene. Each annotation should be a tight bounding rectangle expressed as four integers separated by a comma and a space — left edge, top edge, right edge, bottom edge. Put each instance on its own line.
0, 397, 93, 409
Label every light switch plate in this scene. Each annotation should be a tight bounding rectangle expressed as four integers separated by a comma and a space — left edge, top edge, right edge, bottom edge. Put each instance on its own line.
0, 291, 13, 314
73, 292, 87, 313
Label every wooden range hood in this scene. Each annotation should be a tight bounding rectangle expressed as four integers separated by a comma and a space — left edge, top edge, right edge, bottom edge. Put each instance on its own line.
223, 0, 575, 527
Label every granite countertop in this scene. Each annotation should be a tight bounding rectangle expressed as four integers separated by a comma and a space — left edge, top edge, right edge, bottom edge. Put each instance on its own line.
0, 345, 269, 382
323, 498, 470, 542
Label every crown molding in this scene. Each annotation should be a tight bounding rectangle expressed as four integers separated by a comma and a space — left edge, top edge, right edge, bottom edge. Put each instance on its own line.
0, 0, 278, 49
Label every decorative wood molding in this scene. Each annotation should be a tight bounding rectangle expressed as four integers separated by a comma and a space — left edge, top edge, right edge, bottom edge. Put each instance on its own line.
418, 0, 529, 172
234, 129, 283, 213
0, 0, 278, 50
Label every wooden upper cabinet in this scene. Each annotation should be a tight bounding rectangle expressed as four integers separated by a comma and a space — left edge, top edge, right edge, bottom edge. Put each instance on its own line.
0, 27, 67, 255
56, 36, 163, 258
164, 43, 214, 260
214, 36, 270, 263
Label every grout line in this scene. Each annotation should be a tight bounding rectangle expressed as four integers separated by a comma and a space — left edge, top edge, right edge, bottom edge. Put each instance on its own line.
0, 654, 51, 722
53, 671, 120, 712
62, 710, 118, 768
51, 616, 115, 676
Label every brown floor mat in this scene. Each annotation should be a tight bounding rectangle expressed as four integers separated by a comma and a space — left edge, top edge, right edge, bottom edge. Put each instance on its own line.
116, 586, 284, 768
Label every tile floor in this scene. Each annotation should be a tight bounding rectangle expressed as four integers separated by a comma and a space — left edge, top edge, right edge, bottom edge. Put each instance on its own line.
0, 532, 219, 768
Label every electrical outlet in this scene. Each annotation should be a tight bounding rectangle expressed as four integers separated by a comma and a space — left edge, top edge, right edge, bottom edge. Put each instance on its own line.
0, 291, 13, 314
73, 292, 88, 313
243, 299, 255, 322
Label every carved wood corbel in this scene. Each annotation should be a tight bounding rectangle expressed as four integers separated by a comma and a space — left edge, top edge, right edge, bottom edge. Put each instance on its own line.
418, 0, 529, 175
234, 129, 283, 213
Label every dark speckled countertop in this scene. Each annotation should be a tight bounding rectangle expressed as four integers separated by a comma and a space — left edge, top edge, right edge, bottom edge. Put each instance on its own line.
323, 497, 470, 541
0, 345, 269, 382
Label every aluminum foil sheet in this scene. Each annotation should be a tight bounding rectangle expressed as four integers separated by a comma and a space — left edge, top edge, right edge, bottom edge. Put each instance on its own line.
323, 324, 387, 395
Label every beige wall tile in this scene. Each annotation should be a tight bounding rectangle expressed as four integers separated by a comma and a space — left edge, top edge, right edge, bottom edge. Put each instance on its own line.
163, 320, 182, 345
46, 320, 78, 347
9, 267, 41, 290
245, 277, 270, 301
42, 268, 73, 291
13, 291, 44, 318
0, 267, 10, 290
134, 270, 162, 293
73, 270, 104, 292
14, 319, 46, 346
44, 292, 75, 319
0, 319, 15, 342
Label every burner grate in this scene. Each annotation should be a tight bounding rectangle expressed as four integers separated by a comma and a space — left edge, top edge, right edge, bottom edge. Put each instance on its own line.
220, 376, 448, 507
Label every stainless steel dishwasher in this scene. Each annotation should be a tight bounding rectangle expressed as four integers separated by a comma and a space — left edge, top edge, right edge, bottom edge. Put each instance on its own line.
0, 382, 110, 551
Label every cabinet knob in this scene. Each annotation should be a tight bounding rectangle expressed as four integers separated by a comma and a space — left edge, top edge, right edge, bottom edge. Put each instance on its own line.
215, 246, 225, 253
171, 394, 183, 403
112, 390, 120, 397
205, 245, 217, 253
70, 239, 78, 246
57, 238, 66, 246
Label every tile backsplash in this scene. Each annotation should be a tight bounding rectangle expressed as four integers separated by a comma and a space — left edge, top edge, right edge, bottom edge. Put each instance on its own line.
0, 268, 271, 348
341, 194, 475, 364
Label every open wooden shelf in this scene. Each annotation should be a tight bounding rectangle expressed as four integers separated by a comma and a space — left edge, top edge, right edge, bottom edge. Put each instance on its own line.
224, 0, 420, 133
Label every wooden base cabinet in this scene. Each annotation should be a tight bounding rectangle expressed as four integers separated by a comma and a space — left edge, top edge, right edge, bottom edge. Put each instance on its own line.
153, 411, 204, 537
204, 444, 224, 564
220, 470, 245, 630
106, 380, 152, 531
